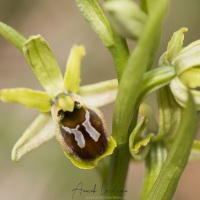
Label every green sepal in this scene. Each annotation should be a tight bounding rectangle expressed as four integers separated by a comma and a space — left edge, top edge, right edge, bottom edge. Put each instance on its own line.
0, 21, 27, 52
78, 79, 118, 107
23, 35, 63, 95
161, 27, 188, 66
12, 113, 57, 161
63, 45, 85, 93
129, 117, 154, 161
146, 92, 198, 200
57, 133, 116, 169
0, 88, 51, 112
104, 0, 147, 40
75, 0, 114, 47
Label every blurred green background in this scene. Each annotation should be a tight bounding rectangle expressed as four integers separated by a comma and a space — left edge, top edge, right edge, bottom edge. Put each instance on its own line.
0, 0, 200, 199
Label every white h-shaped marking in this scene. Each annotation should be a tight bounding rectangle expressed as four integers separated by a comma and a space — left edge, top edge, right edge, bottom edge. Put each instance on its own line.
62, 110, 101, 149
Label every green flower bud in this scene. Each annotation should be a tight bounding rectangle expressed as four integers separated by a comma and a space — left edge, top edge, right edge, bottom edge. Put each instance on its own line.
104, 0, 147, 39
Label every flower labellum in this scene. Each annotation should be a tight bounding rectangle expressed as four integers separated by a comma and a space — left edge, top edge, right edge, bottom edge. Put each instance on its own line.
52, 93, 116, 169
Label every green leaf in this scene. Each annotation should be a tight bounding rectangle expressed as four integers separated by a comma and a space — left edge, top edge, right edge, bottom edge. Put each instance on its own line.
146, 92, 198, 200
0, 21, 27, 52
129, 117, 154, 161
23, 35, 63, 95
75, 0, 114, 47
0, 88, 51, 112
63, 45, 85, 93
78, 79, 118, 107
12, 113, 57, 161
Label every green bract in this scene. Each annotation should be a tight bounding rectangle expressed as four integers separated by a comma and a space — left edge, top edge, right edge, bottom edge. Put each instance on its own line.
129, 116, 154, 161
0, 22, 117, 169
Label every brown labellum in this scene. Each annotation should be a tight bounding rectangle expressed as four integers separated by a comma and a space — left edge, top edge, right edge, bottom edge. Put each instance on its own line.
56, 105, 109, 162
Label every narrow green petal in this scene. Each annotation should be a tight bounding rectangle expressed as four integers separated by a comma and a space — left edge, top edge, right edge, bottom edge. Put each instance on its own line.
23, 35, 63, 95
0, 21, 26, 52
63, 45, 85, 93
12, 113, 57, 161
0, 88, 51, 112
78, 79, 118, 107
146, 92, 198, 200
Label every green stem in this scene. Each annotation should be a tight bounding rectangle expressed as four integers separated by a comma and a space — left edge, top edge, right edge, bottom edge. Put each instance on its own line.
0, 21, 26, 52
106, 111, 138, 199
106, 142, 131, 195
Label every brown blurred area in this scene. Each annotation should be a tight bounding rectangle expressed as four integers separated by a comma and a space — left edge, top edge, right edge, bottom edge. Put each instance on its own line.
0, 0, 200, 199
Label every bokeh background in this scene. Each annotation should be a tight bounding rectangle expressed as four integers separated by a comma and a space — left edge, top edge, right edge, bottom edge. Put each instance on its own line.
0, 0, 200, 199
